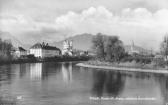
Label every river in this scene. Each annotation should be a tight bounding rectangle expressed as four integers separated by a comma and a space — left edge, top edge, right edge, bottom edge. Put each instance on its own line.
0, 62, 167, 105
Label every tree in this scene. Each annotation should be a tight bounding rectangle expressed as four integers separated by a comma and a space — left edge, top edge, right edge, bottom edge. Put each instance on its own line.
92, 33, 106, 60
92, 33, 125, 62
0, 38, 13, 61
160, 34, 168, 60
104, 36, 125, 62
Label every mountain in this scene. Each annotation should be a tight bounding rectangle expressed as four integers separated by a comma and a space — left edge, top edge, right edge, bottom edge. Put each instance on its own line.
51, 33, 94, 51
0, 31, 25, 48
51, 33, 151, 54
0, 31, 152, 53
51, 33, 152, 54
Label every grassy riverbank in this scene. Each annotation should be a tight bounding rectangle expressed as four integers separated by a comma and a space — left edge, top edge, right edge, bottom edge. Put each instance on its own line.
83, 60, 168, 70
77, 62, 168, 74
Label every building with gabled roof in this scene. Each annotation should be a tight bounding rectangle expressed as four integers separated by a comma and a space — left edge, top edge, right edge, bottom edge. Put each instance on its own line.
30, 42, 61, 58
14, 47, 27, 58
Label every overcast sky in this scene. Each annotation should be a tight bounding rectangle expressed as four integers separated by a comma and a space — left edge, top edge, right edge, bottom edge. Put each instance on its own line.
1, 0, 168, 50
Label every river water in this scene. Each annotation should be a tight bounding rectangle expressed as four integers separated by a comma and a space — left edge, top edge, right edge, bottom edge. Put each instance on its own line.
0, 62, 167, 105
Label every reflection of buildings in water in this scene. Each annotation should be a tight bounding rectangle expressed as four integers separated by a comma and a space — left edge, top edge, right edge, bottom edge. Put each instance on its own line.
30, 63, 42, 80
19, 63, 28, 78
92, 71, 125, 97
157, 75, 168, 103
61, 63, 72, 83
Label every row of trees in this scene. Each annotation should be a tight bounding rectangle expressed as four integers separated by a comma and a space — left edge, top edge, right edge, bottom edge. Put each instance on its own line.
92, 33, 125, 62
0, 38, 13, 61
160, 35, 168, 60
92, 33, 168, 64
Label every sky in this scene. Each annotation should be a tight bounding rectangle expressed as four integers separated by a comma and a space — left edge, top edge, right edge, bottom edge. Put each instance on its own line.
1, 0, 168, 50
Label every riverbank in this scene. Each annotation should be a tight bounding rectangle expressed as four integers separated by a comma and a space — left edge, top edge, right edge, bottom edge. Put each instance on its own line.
0, 56, 90, 65
76, 62, 168, 74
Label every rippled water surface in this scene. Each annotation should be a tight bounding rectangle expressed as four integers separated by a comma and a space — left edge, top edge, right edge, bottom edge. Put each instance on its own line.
0, 62, 167, 105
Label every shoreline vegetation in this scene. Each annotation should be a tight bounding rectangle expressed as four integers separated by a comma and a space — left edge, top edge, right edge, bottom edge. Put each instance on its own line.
76, 33, 168, 74
77, 61, 168, 74
85, 60, 168, 70
1, 32, 168, 72
0, 56, 90, 65
0, 37, 90, 65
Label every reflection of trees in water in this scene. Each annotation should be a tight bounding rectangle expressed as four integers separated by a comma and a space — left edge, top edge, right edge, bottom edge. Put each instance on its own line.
0, 96, 17, 105
134, 72, 151, 80
0, 65, 17, 104
156, 75, 168, 103
105, 71, 125, 97
92, 70, 106, 97
92, 70, 125, 97
0, 65, 13, 84
138, 72, 168, 103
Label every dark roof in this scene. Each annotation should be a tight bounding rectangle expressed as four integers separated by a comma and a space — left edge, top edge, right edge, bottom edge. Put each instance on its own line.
18, 47, 26, 51
30, 43, 42, 49
30, 43, 61, 51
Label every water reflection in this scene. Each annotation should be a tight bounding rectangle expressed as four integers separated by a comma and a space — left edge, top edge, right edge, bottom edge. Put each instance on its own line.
92, 70, 125, 97
0, 65, 17, 105
0, 62, 168, 105
157, 75, 168, 103
41, 62, 61, 80
0, 65, 13, 84
19, 64, 27, 78
30, 63, 42, 80
62, 62, 72, 83
29, 62, 62, 81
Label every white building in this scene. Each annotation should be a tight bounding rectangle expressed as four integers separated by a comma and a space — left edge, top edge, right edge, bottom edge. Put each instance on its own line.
62, 40, 73, 56
129, 41, 140, 54
30, 42, 61, 58
15, 47, 27, 58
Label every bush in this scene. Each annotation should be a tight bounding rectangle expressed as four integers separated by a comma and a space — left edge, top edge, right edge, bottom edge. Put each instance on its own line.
120, 55, 152, 64
152, 58, 167, 68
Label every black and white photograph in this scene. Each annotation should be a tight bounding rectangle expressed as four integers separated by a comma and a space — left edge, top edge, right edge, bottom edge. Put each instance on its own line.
0, 0, 168, 105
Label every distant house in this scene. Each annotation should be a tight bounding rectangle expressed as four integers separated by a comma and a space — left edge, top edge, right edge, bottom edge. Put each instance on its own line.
15, 47, 27, 57
154, 54, 163, 59
30, 42, 61, 58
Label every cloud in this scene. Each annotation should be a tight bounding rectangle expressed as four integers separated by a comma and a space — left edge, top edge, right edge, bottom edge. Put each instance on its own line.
1, 6, 168, 50
138, 0, 168, 9
53, 6, 168, 50
55, 6, 168, 30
